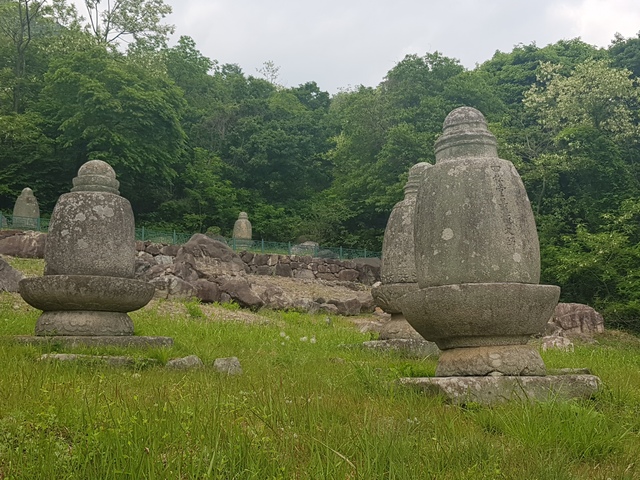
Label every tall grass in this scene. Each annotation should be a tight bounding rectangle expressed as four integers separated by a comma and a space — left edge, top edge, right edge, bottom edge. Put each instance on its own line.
0, 267, 639, 478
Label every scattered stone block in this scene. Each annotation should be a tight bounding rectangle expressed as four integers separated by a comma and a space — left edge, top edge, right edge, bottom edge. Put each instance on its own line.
0, 257, 24, 292
166, 355, 203, 369
399, 375, 601, 405
213, 356, 243, 375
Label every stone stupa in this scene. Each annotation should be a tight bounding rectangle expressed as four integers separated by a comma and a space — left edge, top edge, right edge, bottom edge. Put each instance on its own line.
399, 107, 600, 404
232, 212, 253, 249
12, 187, 40, 229
371, 162, 439, 356
18, 160, 172, 347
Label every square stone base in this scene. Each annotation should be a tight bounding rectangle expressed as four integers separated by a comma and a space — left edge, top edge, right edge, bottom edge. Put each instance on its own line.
13, 335, 174, 349
362, 339, 440, 358
399, 375, 601, 405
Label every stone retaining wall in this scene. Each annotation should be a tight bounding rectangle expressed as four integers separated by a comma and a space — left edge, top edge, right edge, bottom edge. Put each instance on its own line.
136, 240, 380, 285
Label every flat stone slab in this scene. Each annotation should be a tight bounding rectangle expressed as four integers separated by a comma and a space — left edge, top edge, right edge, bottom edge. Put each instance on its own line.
399, 375, 601, 405
13, 335, 173, 348
362, 339, 440, 358
39, 353, 158, 367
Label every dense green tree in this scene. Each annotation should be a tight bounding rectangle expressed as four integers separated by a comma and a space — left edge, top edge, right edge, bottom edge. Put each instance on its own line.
34, 44, 186, 213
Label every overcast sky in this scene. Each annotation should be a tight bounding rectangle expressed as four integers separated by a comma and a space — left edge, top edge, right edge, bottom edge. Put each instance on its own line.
75, 0, 640, 93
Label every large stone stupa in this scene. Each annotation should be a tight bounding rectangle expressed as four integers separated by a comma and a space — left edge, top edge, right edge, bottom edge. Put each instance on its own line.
399, 107, 600, 404
19, 160, 171, 347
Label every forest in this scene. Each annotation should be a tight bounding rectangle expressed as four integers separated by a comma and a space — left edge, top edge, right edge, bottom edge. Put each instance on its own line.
0, 0, 639, 330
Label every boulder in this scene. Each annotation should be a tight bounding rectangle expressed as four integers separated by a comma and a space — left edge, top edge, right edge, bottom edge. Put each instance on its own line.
193, 279, 220, 303
253, 284, 293, 310
175, 234, 247, 277
0, 257, 24, 292
213, 357, 243, 375
166, 355, 204, 369
0, 231, 46, 258
149, 274, 197, 300
548, 303, 605, 336
216, 276, 263, 310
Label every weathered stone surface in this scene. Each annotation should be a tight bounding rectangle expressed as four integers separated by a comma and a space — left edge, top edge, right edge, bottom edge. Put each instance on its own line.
175, 234, 246, 277
435, 345, 546, 377
217, 277, 263, 309
0, 257, 24, 292
232, 212, 252, 240
329, 297, 362, 316
34, 311, 134, 336
20, 275, 154, 312
275, 263, 292, 277
541, 335, 574, 352
401, 283, 560, 349
155, 255, 173, 266
318, 303, 339, 315
166, 355, 203, 369
294, 269, 315, 280
15, 335, 174, 348
0, 231, 46, 258
362, 339, 440, 358
45, 191, 136, 278
399, 375, 601, 405
372, 283, 418, 314
149, 275, 197, 300
193, 279, 220, 303
253, 284, 293, 310
549, 303, 605, 335
145, 244, 162, 255
378, 313, 424, 341
160, 244, 180, 256
415, 107, 540, 287
337, 269, 359, 282
213, 356, 243, 375
12, 187, 40, 229
381, 163, 430, 284
292, 298, 320, 314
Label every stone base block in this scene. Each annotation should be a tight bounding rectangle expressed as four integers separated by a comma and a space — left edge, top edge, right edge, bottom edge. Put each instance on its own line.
35, 311, 135, 336
14, 335, 174, 348
436, 345, 546, 377
399, 375, 601, 405
379, 313, 424, 341
362, 339, 440, 358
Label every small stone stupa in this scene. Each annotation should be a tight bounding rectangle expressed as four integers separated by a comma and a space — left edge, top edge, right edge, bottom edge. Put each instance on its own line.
19, 160, 170, 347
12, 187, 40, 229
372, 162, 434, 342
232, 212, 252, 248
399, 107, 600, 404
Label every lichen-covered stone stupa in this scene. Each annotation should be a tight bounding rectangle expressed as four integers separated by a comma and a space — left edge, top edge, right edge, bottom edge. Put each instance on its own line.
372, 162, 432, 341
19, 160, 156, 338
12, 187, 40, 229
399, 107, 600, 403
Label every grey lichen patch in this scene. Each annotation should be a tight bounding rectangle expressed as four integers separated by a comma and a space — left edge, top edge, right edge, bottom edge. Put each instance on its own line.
441, 228, 454, 241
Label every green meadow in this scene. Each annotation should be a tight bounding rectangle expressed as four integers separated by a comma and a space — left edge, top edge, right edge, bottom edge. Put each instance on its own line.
0, 258, 639, 479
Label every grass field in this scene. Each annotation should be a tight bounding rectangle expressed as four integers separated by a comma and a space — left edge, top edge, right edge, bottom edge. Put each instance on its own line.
0, 257, 639, 479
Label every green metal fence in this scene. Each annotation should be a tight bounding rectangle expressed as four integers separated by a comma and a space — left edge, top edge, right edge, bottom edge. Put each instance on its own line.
1, 212, 380, 260
0, 213, 49, 232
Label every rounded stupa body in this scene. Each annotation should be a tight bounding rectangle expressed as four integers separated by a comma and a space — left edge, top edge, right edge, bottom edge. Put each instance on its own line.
232, 212, 252, 241
45, 160, 135, 278
415, 107, 540, 287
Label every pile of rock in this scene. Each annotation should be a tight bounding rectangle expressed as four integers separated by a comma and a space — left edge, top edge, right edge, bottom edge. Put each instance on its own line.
135, 233, 375, 316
